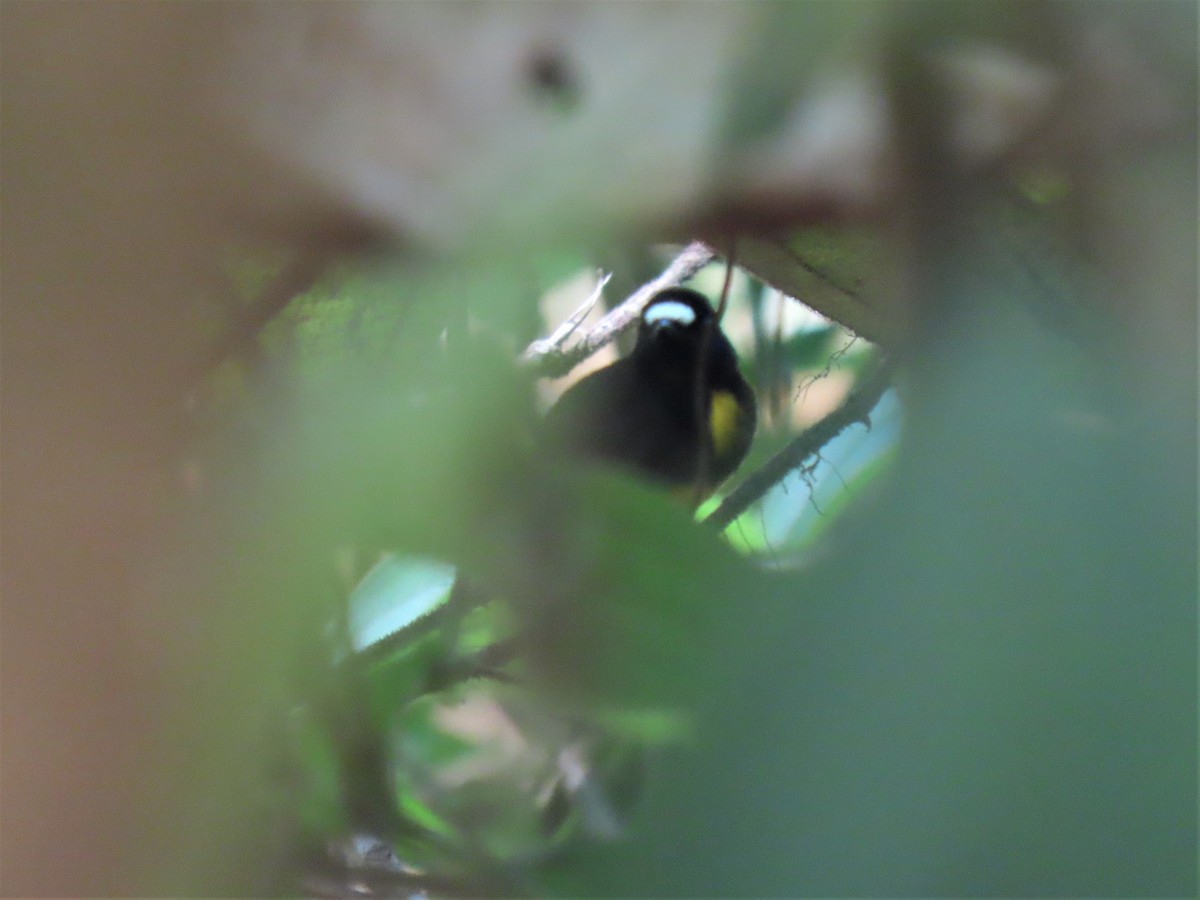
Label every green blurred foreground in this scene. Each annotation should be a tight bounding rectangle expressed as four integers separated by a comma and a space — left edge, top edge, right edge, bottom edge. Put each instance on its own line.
175, 229, 1196, 895
3, 2, 1194, 895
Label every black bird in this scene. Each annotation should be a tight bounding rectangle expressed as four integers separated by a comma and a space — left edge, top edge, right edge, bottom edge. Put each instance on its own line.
544, 287, 756, 503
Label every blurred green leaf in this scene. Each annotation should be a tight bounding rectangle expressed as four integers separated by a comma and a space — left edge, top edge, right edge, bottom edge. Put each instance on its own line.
281, 706, 351, 840
397, 790, 459, 841
395, 695, 477, 772
456, 600, 518, 657
361, 630, 447, 725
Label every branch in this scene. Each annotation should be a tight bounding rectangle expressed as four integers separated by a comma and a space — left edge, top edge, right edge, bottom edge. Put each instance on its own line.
734, 237, 893, 346
704, 357, 894, 530
521, 272, 611, 361
522, 241, 715, 378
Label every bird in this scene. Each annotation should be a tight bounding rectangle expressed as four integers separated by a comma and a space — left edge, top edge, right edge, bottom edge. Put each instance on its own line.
543, 287, 756, 503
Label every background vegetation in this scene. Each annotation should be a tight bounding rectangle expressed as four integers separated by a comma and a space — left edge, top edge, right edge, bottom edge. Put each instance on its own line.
2, 2, 1195, 896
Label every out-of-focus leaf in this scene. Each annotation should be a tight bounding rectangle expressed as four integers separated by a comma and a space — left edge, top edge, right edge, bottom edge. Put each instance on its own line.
360, 629, 447, 726
714, 2, 880, 152
391, 686, 566, 863
395, 696, 477, 777
720, 506, 771, 556
589, 708, 693, 745
397, 791, 458, 841
349, 555, 456, 652
541, 270, 1196, 899
456, 600, 518, 657
515, 470, 769, 711
279, 706, 351, 840
737, 227, 896, 343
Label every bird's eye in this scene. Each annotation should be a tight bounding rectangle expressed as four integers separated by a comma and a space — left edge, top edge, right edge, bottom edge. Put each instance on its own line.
643, 300, 697, 327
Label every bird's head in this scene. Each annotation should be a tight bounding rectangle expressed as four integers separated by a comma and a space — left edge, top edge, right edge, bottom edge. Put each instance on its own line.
635, 288, 717, 368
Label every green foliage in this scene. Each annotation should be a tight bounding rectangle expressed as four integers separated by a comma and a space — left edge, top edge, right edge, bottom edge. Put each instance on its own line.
539, 270, 1196, 899
196, 209, 1194, 896
280, 705, 351, 840
204, 255, 799, 887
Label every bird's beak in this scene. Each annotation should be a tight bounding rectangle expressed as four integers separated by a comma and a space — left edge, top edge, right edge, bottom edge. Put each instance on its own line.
648, 318, 683, 337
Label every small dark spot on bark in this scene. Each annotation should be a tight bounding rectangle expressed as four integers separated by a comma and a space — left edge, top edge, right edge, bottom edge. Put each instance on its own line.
525, 47, 582, 113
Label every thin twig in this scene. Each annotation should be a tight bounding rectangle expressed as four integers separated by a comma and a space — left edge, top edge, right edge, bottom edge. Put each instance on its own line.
705, 357, 893, 530
521, 272, 611, 360
522, 241, 715, 378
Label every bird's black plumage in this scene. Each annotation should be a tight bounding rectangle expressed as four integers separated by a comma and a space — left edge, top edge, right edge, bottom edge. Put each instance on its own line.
543, 287, 756, 500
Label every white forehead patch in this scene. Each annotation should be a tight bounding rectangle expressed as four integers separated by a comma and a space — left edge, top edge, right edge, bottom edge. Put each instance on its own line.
643, 300, 697, 326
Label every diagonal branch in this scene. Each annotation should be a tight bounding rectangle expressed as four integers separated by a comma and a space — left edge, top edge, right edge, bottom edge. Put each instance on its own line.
522, 272, 611, 361
522, 241, 716, 378
705, 356, 894, 530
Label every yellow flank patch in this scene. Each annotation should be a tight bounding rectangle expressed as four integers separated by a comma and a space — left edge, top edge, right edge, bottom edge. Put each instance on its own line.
709, 390, 742, 458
